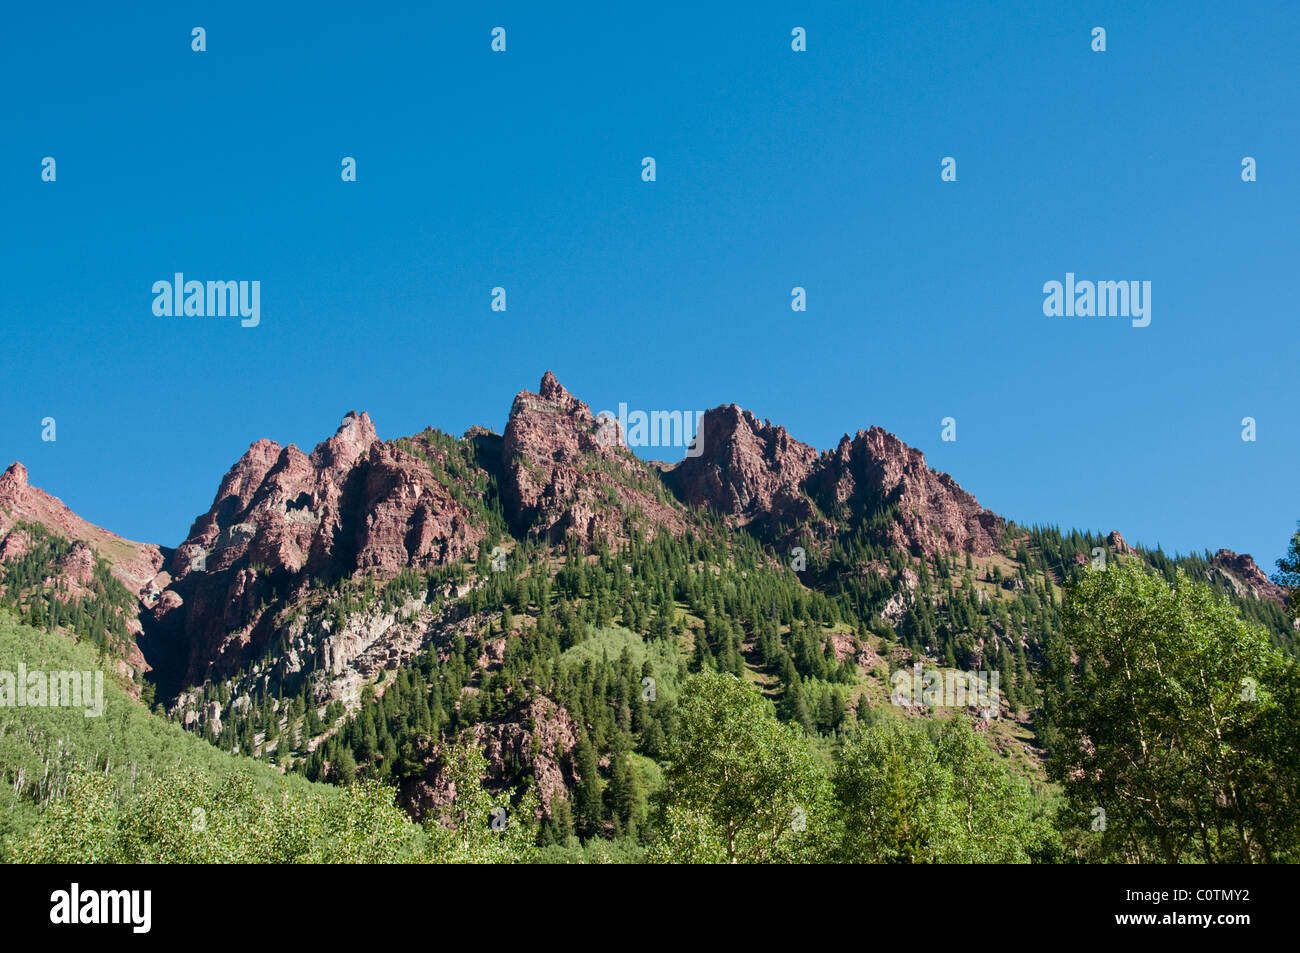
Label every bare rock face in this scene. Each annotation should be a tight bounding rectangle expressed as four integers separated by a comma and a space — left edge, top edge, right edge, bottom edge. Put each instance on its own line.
353, 440, 481, 574
1106, 530, 1132, 555
1211, 549, 1287, 606
157, 412, 489, 686
58, 541, 97, 586
501, 371, 689, 547
812, 427, 1004, 557
398, 694, 578, 821
170, 583, 467, 742
663, 405, 822, 537
170, 413, 379, 583
0, 528, 30, 564
474, 695, 577, 812
665, 411, 1004, 558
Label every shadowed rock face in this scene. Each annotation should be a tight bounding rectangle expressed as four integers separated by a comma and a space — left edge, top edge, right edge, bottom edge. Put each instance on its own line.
153, 412, 489, 686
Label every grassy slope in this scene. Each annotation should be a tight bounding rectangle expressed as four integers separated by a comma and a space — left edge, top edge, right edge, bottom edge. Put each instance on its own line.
0, 610, 328, 859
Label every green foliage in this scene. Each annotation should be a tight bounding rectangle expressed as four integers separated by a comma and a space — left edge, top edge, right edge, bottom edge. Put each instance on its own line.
530, 836, 645, 864
419, 735, 539, 863
0, 611, 323, 857
646, 671, 1053, 863
0, 606, 433, 863
649, 671, 834, 863
1047, 560, 1300, 862
0, 522, 139, 666
833, 717, 1054, 863
8, 729, 541, 864
12, 769, 426, 864
1273, 521, 1300, 622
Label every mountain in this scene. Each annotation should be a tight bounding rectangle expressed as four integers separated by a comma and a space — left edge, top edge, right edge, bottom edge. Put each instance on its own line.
0, 462, 167, 692
502, 371, 691, 546
0, 462, 166, 598
147, 411, 490, 693
1, 372, 1294, 840
663, 404, 1004, 557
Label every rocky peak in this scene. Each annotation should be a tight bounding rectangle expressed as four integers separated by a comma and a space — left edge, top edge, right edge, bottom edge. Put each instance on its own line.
538, 370, 573, 404
501, 372, 687, 546
312, 411, 379, 472
0, 464, 27, 535
510, 371, 592, 423
199, 439, 285, 532
808, 426, 1003, 556
1211, 549, 1287, 605
668, 409, 1004, 557
156, 410, 488, 688
1106, 530, 1131, 554
0, 462, 165, 598
833, 426, 929, 488
0, 464, 168, 690
0, 462, 29, 496
664, 404, 819, 528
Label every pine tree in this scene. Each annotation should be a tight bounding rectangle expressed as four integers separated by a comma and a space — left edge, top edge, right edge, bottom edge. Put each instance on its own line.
1272, 521, 1300, 621
334, 747, 357, 784
573, 738, 603, 838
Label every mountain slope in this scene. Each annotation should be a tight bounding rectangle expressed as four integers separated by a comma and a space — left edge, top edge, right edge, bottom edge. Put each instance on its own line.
0, 462, 167, 690
0, 372, 1293, 848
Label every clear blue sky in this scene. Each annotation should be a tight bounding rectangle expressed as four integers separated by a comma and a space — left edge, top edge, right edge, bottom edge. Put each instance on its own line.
2, 1, 1296, 569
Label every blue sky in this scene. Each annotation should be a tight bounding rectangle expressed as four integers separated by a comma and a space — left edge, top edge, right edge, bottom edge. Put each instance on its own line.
2, 1, 1296, 569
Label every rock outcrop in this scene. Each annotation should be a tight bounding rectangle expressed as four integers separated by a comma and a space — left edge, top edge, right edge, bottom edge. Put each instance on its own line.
1210, 549, 1287, 606
398, 694, 578, 821
665, 410, 1003, 557
501, 372, 689, 546
156, 413, 490, 686
662, 405, 823, 538
811, 427, 1004, 557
